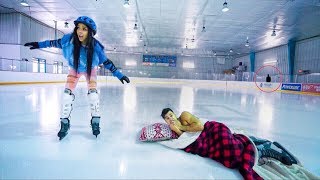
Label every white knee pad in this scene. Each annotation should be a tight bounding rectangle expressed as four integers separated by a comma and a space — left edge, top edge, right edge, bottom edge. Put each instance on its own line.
60, 88, 75, 119
88, 89, 100, 117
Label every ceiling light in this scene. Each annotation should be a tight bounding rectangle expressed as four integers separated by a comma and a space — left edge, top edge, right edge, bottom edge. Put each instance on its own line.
202, 26, 206, 32
229, 49, 233, 53
263, 60, 277, 64
245, 40, 249, 47
125, 60, 137, 66
123, 0, 129, 8
145, 49, 148, 54
64, 22, 69, 28
245, 36, 249, 47
113, 47, 117, 52
20, 0, 29, 6
133, 23, 138, 30
271, 30, 276, 36
222, 1, 229, 12
213, 51, 217, 56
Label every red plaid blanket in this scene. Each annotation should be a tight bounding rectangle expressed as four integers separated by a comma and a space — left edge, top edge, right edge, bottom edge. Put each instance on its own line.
183, 121, 262, 180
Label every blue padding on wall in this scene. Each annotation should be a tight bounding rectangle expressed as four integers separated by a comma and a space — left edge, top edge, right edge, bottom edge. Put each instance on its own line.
250, 52, 255, 72
288, 40, 296, 82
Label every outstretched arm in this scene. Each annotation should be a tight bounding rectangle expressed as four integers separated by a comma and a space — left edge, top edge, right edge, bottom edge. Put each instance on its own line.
24, 39, 62, 49
103, 58, 130, 84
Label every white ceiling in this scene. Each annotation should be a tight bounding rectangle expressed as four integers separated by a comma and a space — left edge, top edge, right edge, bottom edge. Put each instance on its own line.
1, 0, 320, 57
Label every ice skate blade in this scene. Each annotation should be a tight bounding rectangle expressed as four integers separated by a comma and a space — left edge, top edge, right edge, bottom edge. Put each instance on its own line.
58, 132, 68, 141
273, 141, 298, 165
92, 129, 100, 136
59, 136, 66, 140
93, 132, 99, 138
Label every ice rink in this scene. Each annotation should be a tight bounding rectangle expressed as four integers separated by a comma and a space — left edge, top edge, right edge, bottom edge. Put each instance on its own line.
0, 80, 319, 179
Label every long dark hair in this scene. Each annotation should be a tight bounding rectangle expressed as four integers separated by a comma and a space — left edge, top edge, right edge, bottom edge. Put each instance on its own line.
72, 26, 95, 79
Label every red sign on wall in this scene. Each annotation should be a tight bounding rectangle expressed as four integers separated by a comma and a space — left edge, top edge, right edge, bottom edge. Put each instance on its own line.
302, 83, 320, 93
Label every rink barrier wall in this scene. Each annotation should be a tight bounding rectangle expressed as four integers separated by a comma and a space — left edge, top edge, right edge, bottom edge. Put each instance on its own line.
0, 71, 319, 96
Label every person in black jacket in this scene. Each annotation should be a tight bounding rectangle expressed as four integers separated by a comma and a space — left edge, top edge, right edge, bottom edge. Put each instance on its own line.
266, 74, 271, 82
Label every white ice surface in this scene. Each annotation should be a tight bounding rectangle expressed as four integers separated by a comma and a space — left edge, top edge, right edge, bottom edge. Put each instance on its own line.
0, 81, 319, 179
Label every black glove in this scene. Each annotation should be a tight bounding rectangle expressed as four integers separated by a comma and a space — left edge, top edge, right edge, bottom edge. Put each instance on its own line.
120, 76, 130, 84
24, 42, 39, 50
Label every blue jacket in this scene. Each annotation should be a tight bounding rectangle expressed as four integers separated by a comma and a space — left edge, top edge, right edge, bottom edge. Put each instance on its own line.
38, 33, 124, 79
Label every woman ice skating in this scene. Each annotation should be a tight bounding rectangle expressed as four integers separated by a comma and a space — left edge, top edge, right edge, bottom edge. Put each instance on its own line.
25, 16, 130, 140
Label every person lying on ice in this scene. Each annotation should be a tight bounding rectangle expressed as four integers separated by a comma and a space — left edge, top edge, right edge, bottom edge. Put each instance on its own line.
160, 108, 300, 180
